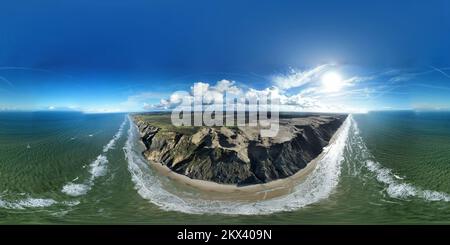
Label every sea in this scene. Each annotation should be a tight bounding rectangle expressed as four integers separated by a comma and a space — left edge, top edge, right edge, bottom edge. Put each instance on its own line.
0, 111, 449, 224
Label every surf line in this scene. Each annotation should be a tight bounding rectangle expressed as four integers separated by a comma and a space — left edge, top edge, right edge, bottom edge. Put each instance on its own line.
0, 196, 80, 210
0, 196, 57, 210
61, 117, 127, 197
124, 115, 352, 215
350, 117, 450, 202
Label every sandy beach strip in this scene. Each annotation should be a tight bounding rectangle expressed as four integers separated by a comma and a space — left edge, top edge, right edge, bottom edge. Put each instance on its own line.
145, 119, 347, 201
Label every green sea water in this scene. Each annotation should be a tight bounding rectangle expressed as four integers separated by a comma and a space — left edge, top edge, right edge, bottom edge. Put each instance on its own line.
0, 111, 449, 224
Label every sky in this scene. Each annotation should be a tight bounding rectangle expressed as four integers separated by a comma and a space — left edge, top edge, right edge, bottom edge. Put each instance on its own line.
1, 0, 450, 113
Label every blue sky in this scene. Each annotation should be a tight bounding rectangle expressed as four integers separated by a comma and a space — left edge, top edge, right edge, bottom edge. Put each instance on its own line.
1, 0, 450, 112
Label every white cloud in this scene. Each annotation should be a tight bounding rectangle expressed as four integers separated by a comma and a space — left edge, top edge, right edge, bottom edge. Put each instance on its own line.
389, 74, 415, 82
83, 107, 122, 114
272, 64, 330, 90
344, 75, 375, 84
0, 76, 14, 88
79, 91, 166, 113
102, 91, 169, 112
145, 66, 378, 113
120, 92, 158, 109
214, 79, 242, 94
151, 79, 245, 110
150, 91, 193, 110
153, 79, 326, 111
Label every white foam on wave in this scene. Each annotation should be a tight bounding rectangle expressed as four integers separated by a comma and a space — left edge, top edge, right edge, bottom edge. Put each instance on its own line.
124, 115, 352, 215
61, 183, 90, 197
351, 117, 450, 202
103, 119, 127, 152
89, 155, 109, 179
365, 159, 450, 201
0, 197, 58, 210
1, 117, 127, 209
0, 196, 81, 210
61, 117, 127, 197
16, 198, 57, 208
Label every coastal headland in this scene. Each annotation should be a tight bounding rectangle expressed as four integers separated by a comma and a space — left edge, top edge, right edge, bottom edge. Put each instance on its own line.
132, 112, 347, 201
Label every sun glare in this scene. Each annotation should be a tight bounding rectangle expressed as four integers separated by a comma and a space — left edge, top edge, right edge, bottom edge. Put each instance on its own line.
321, 71, 343, 92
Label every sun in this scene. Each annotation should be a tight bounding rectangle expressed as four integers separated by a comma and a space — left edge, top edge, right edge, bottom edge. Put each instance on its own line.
321, 71, 344, 92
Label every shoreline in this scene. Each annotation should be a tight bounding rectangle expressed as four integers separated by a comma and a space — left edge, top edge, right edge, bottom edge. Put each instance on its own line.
141, 117, 348, 201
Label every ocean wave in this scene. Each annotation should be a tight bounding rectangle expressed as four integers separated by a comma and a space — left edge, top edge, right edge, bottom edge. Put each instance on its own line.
351, 117, 450, 202
61, 117, 126, 197
103, 119, 127, 152
61, 183, 90, 197
365, 159, 450, 201
124, 115, 352, 215
89, 155, 109, 180
0, 197, 58, 209
0, 196, 81, 210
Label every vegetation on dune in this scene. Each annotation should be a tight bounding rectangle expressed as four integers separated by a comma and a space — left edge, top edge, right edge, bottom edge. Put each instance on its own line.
133, 113, 201, 136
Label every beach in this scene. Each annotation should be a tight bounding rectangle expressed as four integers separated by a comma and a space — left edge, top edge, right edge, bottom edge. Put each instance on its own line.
143, 117, 348, 201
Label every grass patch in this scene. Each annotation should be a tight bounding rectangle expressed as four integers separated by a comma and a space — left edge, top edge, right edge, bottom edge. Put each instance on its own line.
133, 113, 201, 135
133, 112, 244, 135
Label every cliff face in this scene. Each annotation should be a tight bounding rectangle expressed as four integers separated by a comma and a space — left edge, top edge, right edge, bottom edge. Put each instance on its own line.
134, 114, 347, 186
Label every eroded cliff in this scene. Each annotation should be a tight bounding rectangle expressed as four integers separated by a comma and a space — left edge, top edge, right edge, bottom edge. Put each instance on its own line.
133, 114, 347, 186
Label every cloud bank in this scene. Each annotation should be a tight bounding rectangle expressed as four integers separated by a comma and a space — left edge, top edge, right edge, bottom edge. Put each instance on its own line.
146, 65, 375, 113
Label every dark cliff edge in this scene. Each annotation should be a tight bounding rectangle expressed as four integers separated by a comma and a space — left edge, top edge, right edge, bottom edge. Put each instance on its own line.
133, 113, 347, 186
